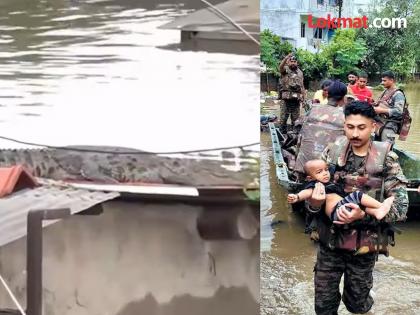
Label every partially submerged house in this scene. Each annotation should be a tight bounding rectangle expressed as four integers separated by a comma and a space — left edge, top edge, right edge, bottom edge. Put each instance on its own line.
160, 0, 259, 54
0, 148, 259, 315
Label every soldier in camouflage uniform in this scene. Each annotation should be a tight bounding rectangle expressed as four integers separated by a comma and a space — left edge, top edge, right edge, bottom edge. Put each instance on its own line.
278, 53, 305, 133
307, 101, 409, 315
374, 71, 406, 143
296, 81, 347, 239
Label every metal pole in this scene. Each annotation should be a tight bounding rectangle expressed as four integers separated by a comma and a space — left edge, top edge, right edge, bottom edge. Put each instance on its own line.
338, 0, 343, 19
26, 209, 70, 315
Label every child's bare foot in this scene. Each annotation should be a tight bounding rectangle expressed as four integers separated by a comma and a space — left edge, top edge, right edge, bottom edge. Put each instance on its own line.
374, 196, 395, 220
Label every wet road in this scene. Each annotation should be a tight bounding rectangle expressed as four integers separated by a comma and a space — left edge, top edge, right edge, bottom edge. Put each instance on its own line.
261, 84, 420, 315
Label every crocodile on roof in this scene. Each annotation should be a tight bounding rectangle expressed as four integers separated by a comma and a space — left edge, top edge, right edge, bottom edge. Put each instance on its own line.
0, 146, 256, 187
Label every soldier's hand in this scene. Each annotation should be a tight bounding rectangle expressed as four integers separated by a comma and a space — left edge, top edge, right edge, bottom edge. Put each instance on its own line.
373, 106, 382, 114
287, 194, 298, 204
333, 203, 365, 225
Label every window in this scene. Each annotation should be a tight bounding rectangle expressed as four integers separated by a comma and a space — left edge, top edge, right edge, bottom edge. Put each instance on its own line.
329, 0, 337, 5
314, 28, 323, 39
317, 0, 324, 5
301, 22, 305, 38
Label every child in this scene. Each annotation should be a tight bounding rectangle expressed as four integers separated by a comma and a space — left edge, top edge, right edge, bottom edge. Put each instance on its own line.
287, 159, 394, 222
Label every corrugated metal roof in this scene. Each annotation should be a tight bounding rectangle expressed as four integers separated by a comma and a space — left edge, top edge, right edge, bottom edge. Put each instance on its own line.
0, 185, 119, 247
160, 0, 259, 34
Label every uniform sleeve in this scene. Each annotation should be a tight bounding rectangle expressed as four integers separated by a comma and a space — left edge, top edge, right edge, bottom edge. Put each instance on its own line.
389, 91, 405, 119
321, 144, 331, 164
383, 151, 409, 223
279, 65, 289, 75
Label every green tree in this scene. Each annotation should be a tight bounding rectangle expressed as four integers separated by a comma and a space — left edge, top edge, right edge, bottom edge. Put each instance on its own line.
320, 29, 366, 80
357, 0, 419, 79
295, 49, 329, 85
260, 29, 293, 74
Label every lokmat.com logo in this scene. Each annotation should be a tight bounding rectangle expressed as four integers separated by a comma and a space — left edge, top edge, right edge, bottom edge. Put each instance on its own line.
308, 14, 407, 29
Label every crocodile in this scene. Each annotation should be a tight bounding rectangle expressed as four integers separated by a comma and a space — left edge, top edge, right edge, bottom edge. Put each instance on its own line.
0, 146, 256, 186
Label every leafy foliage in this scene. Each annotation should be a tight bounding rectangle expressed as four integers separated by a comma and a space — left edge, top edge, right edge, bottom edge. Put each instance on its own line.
261, 0, 420, 83
357, 0, 419, 79
260, 29, 293, 74
295, 49, 329, 85
320, 29, 366, 80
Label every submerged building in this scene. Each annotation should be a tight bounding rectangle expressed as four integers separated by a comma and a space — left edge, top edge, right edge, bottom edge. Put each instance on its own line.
160, 0, 259, 54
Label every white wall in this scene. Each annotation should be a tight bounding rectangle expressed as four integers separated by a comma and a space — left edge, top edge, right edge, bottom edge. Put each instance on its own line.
261, 0, 335, 52
0, 201, 259, 315
261, 10, 300, 39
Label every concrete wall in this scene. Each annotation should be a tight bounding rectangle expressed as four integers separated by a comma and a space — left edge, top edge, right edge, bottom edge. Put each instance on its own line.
261, 10, 300, 40
261, 0, 368, 52
0, 201, 259, 315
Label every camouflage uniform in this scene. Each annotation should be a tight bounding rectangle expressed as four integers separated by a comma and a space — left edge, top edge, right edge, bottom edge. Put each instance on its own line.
375, 89, 405, 143
314, 245, 376, 315
297, 99, 345, 235
295, 99, 344, 173
278, 66, 304, 132
312, 139, 409, 314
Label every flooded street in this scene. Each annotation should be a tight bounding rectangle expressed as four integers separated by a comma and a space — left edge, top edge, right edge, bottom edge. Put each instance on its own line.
0, 0, 259, 152
261, 84, 420, 314
0, 1, 260, 314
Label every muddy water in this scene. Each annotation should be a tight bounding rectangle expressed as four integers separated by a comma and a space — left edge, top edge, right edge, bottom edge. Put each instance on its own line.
261, 83, 420, 314
0, 0, 259, 152
0, 1, 259, 314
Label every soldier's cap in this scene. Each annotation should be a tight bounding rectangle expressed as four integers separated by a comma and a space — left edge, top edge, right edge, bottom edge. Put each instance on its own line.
289, 55, 297, 61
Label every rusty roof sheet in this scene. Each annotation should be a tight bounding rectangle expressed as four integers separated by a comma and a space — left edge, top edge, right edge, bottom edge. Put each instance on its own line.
0, 185, 119, 247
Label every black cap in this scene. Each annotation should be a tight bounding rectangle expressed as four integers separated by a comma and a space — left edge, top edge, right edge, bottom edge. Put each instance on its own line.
289, 55, 297, 61
327, 81, 347, 101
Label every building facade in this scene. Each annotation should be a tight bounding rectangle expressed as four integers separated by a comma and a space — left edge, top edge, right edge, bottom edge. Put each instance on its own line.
261, 0, 374, 52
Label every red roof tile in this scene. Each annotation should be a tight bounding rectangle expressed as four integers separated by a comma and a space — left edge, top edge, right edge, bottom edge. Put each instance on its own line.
0, 165, 38, 198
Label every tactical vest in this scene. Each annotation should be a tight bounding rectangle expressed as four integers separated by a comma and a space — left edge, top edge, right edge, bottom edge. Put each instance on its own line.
376, 88, 412, 140
329, 136, 390, 200
294, 104, 344, 173
376, 88, 398, 122
317, 137, 392, 255
279, 67, 304, 100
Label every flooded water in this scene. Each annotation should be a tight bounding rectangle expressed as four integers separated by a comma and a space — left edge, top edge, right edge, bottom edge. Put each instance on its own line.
261, 83, 420, 314
0, 0, 259, 152
378, 82, 420, 156
0, 1, 259, 314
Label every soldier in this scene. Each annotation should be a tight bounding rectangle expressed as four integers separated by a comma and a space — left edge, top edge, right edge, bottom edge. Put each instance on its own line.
278, 53, 306, 133
374, 71, 406, 143
308, 101, 409, 315
296, 80, 347, 240
296, 80, 348, 170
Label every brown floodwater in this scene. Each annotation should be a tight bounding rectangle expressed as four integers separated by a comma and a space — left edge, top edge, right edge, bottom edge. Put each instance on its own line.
261, 82, 420, 315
